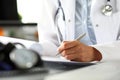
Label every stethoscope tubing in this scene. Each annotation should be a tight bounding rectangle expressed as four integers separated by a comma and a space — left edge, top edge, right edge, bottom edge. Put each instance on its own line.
54, 0, 66, 44
54, 0, 65, 21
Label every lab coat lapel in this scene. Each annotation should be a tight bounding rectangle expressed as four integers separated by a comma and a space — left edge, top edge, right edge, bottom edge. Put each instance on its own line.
60, 0, 76, 40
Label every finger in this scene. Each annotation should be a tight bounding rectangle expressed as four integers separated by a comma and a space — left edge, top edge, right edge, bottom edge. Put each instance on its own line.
64, 52, 82, 61
58, 40, 79, 52
68, 52, 94, 62
60, 45, 81, 56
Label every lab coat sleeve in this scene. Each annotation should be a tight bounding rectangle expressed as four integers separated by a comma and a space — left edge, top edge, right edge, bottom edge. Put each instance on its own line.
92, 41, 120, 62
29, 41, 58, 57
30, 0, 59, 56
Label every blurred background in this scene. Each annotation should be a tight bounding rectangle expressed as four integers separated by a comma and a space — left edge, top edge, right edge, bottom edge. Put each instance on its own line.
0, 0, 42, 41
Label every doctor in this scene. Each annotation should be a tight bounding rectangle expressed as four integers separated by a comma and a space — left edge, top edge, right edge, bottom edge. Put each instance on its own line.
31, 0, 120, 62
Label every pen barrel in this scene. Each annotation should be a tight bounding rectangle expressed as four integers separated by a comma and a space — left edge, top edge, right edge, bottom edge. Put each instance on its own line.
75, 33, 86, 41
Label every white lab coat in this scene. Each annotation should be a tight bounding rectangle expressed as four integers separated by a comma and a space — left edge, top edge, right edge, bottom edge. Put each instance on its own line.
35, 0, 120, 61
91, 0, 120, 61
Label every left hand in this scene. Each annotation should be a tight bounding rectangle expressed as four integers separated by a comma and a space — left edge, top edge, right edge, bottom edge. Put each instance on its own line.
58, 40, 102, 62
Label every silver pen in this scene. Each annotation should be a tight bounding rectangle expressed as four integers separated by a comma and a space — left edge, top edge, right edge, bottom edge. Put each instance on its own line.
56, 33, 86, 56
75, 33, 86, 41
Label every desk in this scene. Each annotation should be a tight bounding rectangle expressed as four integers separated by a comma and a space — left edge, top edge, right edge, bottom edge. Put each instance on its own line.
0, 37, 120, 80
1, 60, 120, 80
45, 60, 120, 80
0, 36, 69, 80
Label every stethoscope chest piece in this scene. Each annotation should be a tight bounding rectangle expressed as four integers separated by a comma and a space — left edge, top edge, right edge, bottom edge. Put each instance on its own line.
102, 0, 113, 16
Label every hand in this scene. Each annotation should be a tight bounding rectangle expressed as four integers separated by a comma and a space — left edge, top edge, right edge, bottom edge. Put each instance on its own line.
58, 40, 102, 62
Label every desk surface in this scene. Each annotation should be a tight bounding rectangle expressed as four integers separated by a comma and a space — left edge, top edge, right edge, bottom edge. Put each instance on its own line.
45, 60, 120, 80
0, 37, 120, 80
0, 60, 120, 80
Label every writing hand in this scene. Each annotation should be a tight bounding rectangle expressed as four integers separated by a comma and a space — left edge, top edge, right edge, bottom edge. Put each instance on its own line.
58, 40, 102, 62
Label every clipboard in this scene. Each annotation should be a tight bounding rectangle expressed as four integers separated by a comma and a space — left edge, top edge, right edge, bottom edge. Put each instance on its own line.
42, 56, 96, 70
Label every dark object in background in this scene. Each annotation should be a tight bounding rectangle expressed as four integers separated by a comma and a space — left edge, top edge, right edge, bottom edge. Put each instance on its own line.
0, 42, 48, 77
0, 42, 43, 71
0, 0, 20, 21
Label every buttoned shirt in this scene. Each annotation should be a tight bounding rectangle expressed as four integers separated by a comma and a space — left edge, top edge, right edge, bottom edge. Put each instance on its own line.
75, 0, 96, 45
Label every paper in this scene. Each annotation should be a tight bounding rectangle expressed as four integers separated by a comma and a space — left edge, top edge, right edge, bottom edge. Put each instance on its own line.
41, 56, 96, 70
41, 56, 97, 63
41, 56, 71, 62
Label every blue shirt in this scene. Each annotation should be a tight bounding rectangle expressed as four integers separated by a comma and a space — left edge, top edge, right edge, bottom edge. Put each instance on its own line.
75, 0, 96, 45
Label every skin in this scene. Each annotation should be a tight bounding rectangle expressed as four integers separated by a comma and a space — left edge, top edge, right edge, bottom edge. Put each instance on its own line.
58, 40, 102, 62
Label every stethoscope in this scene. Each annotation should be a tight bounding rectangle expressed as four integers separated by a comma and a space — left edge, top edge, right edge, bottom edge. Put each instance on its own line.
54, 0, 66, 44
55, 0, 65, 22
102, 0, 113, 16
